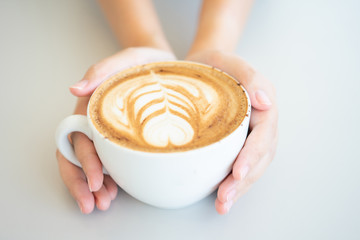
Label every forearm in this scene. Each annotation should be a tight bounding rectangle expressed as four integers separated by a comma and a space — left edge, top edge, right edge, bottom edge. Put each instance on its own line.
188, 0, 253, 56
97, 0, 171, 51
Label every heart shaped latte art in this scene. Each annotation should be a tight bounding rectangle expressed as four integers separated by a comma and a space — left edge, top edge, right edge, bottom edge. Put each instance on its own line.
101, 71, 219, 148
90, 62, 248, 152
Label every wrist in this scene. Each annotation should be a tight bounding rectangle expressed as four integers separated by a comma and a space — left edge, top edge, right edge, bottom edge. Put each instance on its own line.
187, 0, 253, 58
98, 0, 172, 53
187, 45, 224, 60
122, 34, 172, 53
187, 24, 240, 57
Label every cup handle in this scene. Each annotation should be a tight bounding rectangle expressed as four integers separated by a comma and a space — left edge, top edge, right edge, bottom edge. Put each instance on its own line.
55, 115, 108, 174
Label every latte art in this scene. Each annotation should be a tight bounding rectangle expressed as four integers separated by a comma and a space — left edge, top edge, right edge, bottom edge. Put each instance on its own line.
102, 71, 218, 148
90, 62, 248, 152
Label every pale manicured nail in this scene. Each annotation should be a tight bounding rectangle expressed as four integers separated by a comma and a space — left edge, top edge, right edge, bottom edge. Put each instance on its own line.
255, 90, 272, 106
240, 165, 250, 180
224, 200, 233, 213
87, 177, 93, 192
226, 188, 237, 202
77, 201, 84, 213
70, 80, 88, 89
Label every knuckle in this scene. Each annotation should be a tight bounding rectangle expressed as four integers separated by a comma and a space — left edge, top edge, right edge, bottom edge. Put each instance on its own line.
255, 147, 265, 161
236, 65, 256, 85
72, 177, 85, 188
88, 63, 99, 73
248, 145, 264, 164
87, 63, 107, 79
82, 154, 102, 174
67, 178, 86, 196
244, 174, 257, 186
226, 58, 256, 87
71, 131, 87, 145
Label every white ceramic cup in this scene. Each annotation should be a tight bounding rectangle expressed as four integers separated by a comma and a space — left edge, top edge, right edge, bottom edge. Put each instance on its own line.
55, 64, 251, 209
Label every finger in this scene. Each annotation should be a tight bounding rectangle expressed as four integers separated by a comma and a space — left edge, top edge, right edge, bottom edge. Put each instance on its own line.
216, 147, 272, 215
215, 173, 249, 214
216, 135, 277, 215
215, 178, 253, 215
232, 125, 267, 181
70, 47, 176, 97
215, 198, 230, 215
217, 173, 240, 204
71, 132, 103, 192
215, 110, 278, 213
187, 50, 275, 111
56, 150, 95, 214
93, 185, 112, 211
103, 175, 118, 200
232, 110, 278, 181
216, 172, 253, 205
216, 115, 278, 204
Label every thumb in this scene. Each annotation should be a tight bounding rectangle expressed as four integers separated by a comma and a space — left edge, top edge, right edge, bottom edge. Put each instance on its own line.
70, 47, 176, 97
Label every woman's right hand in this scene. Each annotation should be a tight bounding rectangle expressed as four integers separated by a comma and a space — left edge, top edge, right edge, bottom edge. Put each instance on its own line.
187, 50, 278, 214
56, 47, 176, 214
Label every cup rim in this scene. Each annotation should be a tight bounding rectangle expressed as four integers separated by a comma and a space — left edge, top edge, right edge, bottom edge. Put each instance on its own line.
86, 60, 251, 155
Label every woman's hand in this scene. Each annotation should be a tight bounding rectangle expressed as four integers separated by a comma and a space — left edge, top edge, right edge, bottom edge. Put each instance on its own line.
187, 50, 278, 214
56, 47, 176, 214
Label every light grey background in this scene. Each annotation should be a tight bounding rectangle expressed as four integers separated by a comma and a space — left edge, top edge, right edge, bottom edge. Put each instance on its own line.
1, 0, 359, 239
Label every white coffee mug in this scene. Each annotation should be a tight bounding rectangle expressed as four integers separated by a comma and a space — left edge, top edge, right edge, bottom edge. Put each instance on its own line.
56, 79, 251, 209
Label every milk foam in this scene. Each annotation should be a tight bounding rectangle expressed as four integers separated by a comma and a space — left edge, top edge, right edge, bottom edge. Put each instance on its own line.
90, 62, 248, 152
101, 71, 219, 148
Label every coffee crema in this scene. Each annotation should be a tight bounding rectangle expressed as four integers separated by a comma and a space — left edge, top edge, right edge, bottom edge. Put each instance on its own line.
89, 62, 248, 152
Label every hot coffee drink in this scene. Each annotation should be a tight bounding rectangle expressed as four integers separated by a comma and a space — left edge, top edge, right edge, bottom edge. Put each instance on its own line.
56, 61, 251, 208
89, 61, 248, 152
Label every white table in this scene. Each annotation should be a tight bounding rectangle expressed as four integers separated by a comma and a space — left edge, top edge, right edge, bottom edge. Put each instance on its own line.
1, 1, 359, 239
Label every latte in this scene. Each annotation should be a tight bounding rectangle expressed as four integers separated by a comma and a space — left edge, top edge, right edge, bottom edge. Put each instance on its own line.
89, 61, 248, 152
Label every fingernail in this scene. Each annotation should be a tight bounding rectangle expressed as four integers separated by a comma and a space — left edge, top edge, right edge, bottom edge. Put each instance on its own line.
255, 90, 272, 106
226, 188, 237, 202
87, 177, 93, 192
77, 201, 84, 213
224, 200, 233, 213
240, 165, 249, 180
70, 80, 88, 89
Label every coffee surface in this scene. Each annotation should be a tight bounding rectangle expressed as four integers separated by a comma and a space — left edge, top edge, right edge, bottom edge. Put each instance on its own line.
89, 62, 248, 152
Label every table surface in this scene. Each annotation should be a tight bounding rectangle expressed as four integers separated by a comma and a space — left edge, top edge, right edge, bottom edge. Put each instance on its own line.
1, 0, 359, 239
